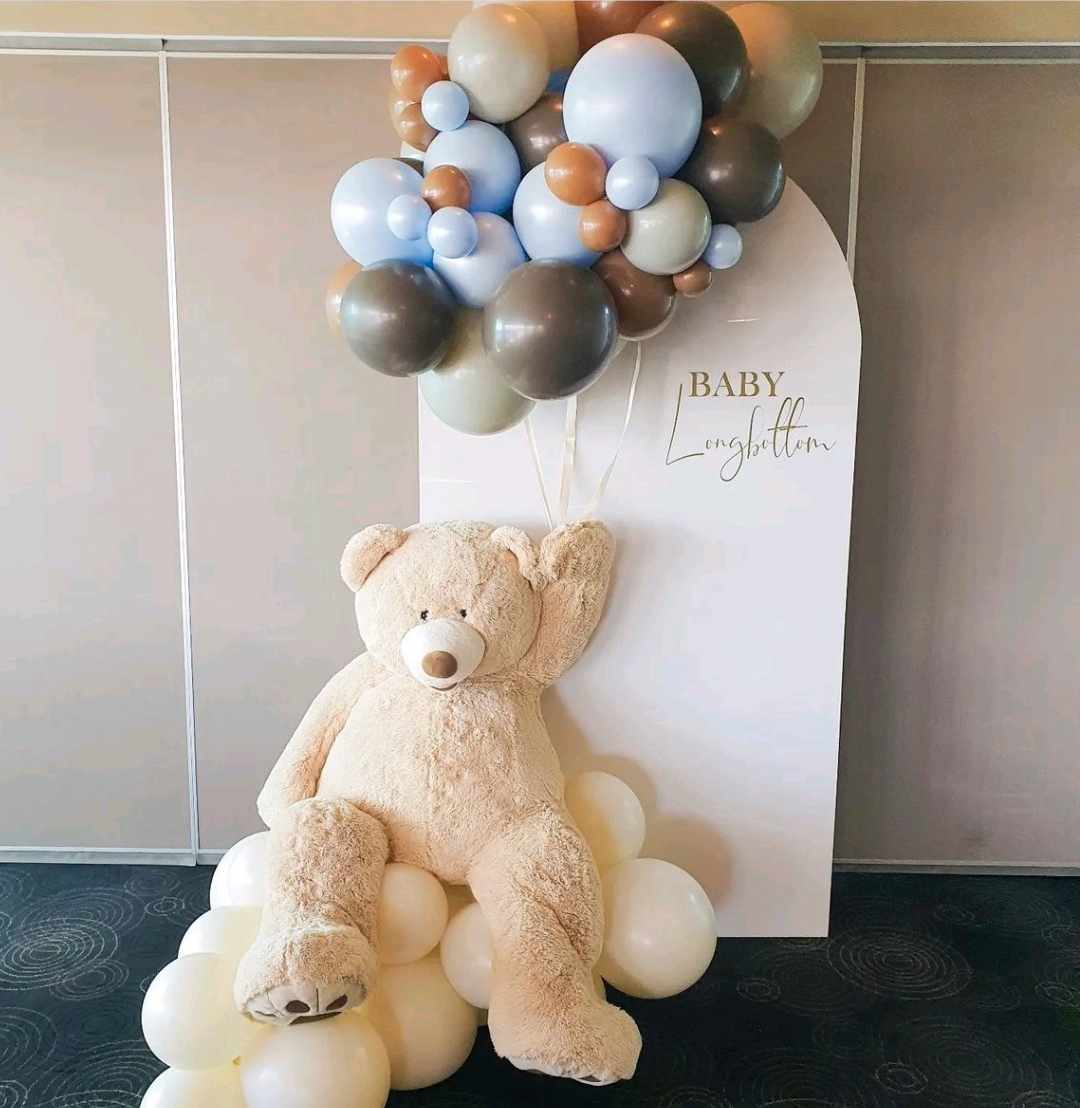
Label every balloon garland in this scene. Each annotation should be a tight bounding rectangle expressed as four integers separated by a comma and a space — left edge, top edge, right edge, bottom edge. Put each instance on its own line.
327, 0, 823, 450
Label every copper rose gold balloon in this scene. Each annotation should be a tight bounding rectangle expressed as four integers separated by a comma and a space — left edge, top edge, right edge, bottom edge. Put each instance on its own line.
388, 87, 414, 126
394, 102, 437, 153
593, 249, 676, 340
544, 142, 606, 206
391, 44, 444, 103
574, 1, 661, 52
672, 259, 712, 298
578, 199, 627, 253
422, 165, 472, 212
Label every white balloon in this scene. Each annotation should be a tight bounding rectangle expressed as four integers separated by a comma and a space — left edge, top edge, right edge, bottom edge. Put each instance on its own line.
439, 901, 493, 1009
565, 771, 646, 867
563, 33, 701, 177
142, 954, 259, 1070
210, 832, 269, 908
178, 906, 262, 968
240, 1013, 390, 1108
365, 955, 479, 1090
378, 863, 449, 965
141, 1065, 246, 1108
598, 859, 716, 999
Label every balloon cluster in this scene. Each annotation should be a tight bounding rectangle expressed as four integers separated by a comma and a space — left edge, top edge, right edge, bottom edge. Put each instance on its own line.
325, 1, 823, 435
139, 770, 716, 1106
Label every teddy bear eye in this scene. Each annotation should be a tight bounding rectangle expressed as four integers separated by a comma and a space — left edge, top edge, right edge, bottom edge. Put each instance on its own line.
420, 610, 429, 621
459, 609, 467, 619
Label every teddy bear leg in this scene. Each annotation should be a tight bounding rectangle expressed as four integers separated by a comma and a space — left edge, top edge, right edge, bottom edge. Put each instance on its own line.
469, 807, 641, 1085
234, 796, 388, 1026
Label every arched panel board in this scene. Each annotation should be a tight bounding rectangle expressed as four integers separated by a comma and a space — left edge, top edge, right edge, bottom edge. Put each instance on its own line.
419, 182, 861, 935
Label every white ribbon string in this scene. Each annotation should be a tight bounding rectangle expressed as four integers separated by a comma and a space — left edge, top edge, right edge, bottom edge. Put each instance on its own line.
524, 414, 554, 532
524, 341, 644, 531
582, 340, 643, 520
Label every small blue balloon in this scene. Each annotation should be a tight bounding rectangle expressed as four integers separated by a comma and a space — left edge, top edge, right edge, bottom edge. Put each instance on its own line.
386, 194, 432, 241
421, 80, 470, 132
330, 157, 432, 266
703, 223, 743, 270
427, 206, 479, 259
433, 213, 526, 308
424, 121, 521, 215
512, 164, 600, 268
605, 156, 660, 212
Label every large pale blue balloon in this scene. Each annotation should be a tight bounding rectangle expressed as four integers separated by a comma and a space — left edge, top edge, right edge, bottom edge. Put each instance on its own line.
512, 164, 600, 267
563, 34, 702, 178
433, 212, 526, 308
424, 121, 521, 215
330, 158, 433, 266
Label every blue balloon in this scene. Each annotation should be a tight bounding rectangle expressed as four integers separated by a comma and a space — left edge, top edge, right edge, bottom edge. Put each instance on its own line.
703, 223, 743, 270
331, 157, 433, 266
563, 34, 702, 177
546, 67, 571, 93
421, 80, 470, 132
605, 156, 660, 211
512, 164, 600, 268
433, 213, 525, 308
424, 121, 521, 215
427, 206, 479, 259
386, 194, 432, 241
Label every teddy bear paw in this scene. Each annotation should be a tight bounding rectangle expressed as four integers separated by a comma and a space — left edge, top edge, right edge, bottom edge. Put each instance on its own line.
500, 998, 642, 1086
234, 921, 377, 1027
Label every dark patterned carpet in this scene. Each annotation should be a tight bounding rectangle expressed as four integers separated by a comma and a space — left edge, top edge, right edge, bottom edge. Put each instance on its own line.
1, 865, 1079, 1106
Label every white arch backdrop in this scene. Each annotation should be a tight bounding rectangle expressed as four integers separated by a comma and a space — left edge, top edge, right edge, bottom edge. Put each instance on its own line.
420, 181, 861, 936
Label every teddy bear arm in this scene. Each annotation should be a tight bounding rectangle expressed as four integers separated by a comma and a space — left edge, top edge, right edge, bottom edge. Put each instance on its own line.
256, 652, 387, 829
517, 520, 615, 686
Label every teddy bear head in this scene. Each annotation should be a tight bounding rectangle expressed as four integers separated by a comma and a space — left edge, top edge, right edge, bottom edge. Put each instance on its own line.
340, 521, 543, 689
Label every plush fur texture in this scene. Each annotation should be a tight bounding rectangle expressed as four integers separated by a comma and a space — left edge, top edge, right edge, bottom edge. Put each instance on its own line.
235, 520, 641, 1084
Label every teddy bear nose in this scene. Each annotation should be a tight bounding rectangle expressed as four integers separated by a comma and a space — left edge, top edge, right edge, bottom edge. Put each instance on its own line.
422, 651, 458, 679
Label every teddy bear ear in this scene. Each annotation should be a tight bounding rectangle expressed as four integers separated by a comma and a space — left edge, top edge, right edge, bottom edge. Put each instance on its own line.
340, 525, 408, 591
490, 526, 542, 589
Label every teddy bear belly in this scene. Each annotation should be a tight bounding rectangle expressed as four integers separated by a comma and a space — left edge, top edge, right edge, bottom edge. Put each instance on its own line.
314, 680, 564, 882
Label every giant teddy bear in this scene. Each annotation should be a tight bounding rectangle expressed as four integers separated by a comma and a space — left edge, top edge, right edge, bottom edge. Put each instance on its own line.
234, 519, 642, 1085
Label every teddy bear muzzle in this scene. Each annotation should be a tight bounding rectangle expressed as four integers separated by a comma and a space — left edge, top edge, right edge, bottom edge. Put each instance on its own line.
400, 616, 486, 690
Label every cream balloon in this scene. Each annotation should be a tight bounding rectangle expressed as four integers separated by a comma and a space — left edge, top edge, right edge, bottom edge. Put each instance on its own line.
449, 4, 550, 124
178, 906, 262, 968
439, 901, 493, 1009
365, 955, 479, 1090
727, 2, 823, 139
519, 1, 579, 69
141, 1064, 246, 1108
621, 179, 711, 276
420, 309, 536, 436
240, 1013, 390, 1108
210, 832, 269, 908
142, 953, 259, 1070
377, 862, 449, 965
598, 858, 716, 999
565, 771, 646, 867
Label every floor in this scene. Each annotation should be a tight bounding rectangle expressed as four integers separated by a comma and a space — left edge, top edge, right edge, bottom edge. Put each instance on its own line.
1, 866, 1079, 1107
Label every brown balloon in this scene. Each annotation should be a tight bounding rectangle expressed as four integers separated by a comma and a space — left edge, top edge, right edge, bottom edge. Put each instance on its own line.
574, 1, 662, 52
637, 1, 748, 116
394, 102, 437, 153
506, 93, 568, 172
672, 260, 712, 298
593, 249, 676, 340
339, 260, 456, 378
545, 142, 607, 206
390, 44, 444, 103
579, 200, 627, 253
678, 116, 785, 224
422, 164, 472, 212
484, 262, 618, 400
